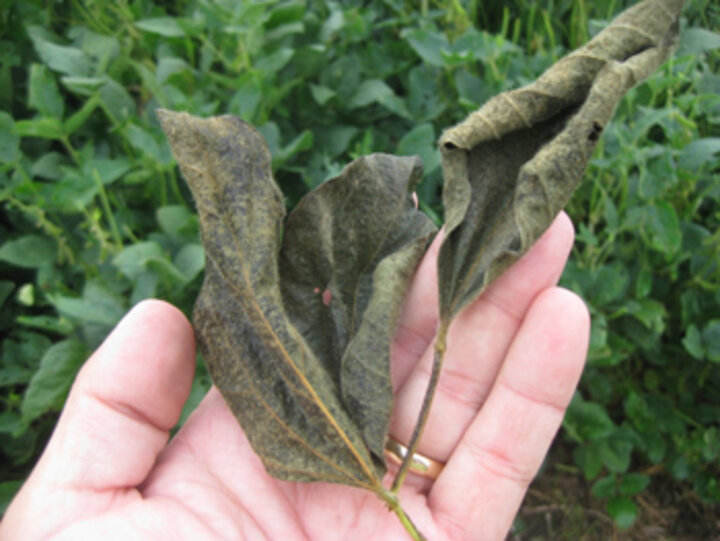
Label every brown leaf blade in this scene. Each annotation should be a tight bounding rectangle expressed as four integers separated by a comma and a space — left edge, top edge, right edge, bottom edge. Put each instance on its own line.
157, 110, 382, 489
279, 154, 436, 462
392, 0, 685, 493
437, 0, 684, 321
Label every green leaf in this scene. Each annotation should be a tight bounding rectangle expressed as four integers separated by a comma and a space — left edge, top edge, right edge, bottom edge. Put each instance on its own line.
347, 79, 411, 119
21, 338, 87, 423
27, 27, 92, 77
0, 480, 23, 515
14, 117, 64, 140
591, 475, 617, 499
274, 129, 313, 168
678, 138, 720, 171
644, 432, 667, 464
130, 271, 158, 305
0, 332, 52, 387
574, 442, 604, 479
61, 76, 106, 95
636, 202, 682, 255
682, 324, 704, 359
624, 298, 666, 333
591, 263, 630, 307
30, 152, 65, 180
678, 27, 720, 55
315, 125, 359, 158
123, 123, 170, 164
0, 111, 20, 163
436, 0, 683, 322
701, 320, 720, 363
402, 28, 450, 67
64, 94, 101, 135
113, 241, 165, 280
51, 283, 125, 328
0, 411, 24, 435
564, 394, 616, 442
228, 74, 262, 121
86, 157, 133, 185
0, 235, 56, 268
619, 473, 651, 496
279, 153, 435, 461
157, 205, 196, 236
135, 17, 187, 38
99, 79, 136, 120
28, 63, 64, 118
255, 47, 294, 74
0, 281, 14, 308
310, 84, 336, 106
16, 314, 74, 335
265, 1, 305, 29
607, 496, 638, 529
407, 65, 446, 121
174, 243, 205, 283
397, 123, 441, 175
598, 436, 633, 473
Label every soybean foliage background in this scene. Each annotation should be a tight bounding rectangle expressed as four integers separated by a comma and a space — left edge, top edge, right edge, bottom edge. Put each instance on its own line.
0, 1, 718, 538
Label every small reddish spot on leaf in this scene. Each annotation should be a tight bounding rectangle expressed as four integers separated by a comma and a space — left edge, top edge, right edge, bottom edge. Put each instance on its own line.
322, 288, 332, 306
313, 287, 320, 294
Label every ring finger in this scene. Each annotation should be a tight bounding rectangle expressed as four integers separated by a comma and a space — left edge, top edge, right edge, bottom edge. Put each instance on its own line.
388, 212, 575, 470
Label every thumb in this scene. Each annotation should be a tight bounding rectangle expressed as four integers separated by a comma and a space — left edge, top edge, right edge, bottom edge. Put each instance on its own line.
18, 300, 195, 496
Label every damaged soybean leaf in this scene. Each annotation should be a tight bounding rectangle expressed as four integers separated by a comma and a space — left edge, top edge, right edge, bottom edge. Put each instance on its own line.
279, 154, 436, 463
437, 0, 684, 321
158, 110, 379, 487
392, 0, 685, 491
157, 110, 432, 538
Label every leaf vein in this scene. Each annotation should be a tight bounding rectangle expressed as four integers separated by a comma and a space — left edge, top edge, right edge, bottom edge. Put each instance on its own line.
203, 296, 369, 487
196, 145, 380, 489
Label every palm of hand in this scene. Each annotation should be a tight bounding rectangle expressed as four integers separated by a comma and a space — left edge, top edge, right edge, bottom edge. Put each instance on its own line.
0, 214, 588, 541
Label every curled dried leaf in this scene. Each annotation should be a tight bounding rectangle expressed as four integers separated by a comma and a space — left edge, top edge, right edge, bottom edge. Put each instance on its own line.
437, 0, 684, 321
392, 0, 686, 493
279, 153, 436, 463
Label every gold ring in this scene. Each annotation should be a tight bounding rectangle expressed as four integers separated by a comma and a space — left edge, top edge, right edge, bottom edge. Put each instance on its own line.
384, 436, 445, 480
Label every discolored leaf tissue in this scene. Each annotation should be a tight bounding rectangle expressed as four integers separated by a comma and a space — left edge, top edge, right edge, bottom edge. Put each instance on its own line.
157, 111, 434, 517
159, 1, 686, 538
438, 0, 684, 322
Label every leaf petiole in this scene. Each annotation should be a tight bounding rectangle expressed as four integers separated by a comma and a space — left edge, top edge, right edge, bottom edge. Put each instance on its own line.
378, 489, 427, 541
391, 323, 449, 493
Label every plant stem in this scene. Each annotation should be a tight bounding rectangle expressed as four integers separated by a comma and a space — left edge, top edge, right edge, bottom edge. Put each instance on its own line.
391, 323, 449, 493
379, 489, 426, 541
394, 506, 427, 541
93, 169, 123, 249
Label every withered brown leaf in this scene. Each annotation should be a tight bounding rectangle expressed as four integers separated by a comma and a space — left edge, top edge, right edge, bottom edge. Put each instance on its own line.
392, 0, 685, 491
438, 0, 684, 321
279, 154, 436, 463
157, 111, 433, 521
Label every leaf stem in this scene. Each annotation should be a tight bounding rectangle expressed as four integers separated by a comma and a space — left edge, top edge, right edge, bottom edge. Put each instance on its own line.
93, 169, 123, 249
378, 489, 427, 541
391, 323, 449, 493
394, 506, 427, 541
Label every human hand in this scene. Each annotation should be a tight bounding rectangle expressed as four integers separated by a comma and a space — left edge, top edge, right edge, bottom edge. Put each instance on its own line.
0, 212, 588, 541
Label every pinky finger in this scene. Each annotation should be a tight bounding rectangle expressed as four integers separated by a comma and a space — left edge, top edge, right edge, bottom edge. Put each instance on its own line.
428, 288, 589, 541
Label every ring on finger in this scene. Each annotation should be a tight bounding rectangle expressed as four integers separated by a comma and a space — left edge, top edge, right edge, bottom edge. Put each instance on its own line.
384, 436, 445, 481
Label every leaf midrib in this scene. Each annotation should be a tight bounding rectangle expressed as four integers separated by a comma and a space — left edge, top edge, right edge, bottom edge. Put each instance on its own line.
192, 144, 381, 489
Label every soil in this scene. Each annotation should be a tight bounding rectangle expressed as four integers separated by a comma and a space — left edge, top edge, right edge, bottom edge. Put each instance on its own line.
510, 441, 720, 540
